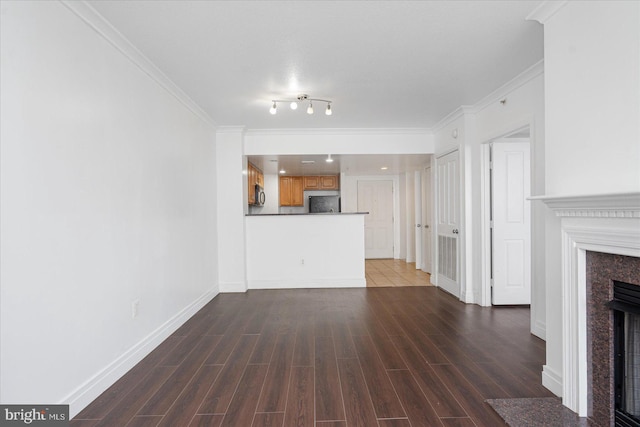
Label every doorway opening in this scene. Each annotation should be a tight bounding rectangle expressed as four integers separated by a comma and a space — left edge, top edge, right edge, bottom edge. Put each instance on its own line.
481, 126, 532, 306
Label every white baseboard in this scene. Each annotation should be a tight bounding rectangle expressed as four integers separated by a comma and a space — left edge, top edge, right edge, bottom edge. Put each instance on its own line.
531, 320, 546, 340
64, 289, 218, 418
542, 364, 563, 397
219, 281, 247, 293
248, 278, 366, 289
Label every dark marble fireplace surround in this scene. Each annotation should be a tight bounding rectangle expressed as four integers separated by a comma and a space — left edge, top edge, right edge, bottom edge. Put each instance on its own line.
587, 251, 640, 426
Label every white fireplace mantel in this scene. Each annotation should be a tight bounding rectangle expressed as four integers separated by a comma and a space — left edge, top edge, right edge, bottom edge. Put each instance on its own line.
533, 192, 640, 417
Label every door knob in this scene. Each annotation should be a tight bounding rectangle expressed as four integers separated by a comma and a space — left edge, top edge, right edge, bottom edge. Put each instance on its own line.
417, 224, 421, 228
452, 229, 459, 234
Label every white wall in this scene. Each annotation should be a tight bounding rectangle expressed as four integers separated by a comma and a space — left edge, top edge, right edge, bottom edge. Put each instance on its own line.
0, 1, 218, 416
433, 65, 546, 336
405, 173, 416, 262
474, 71, 546, 339
216, 128, 247, 292
543, 1, 640, 196
245, 129, 434, 155
531, 0, 640, 398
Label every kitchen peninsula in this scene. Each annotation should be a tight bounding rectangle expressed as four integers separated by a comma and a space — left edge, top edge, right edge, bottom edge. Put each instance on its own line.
245, 212, 368, 289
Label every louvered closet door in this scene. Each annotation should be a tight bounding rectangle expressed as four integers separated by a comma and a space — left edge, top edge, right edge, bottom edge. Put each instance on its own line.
436, 150, 460, 298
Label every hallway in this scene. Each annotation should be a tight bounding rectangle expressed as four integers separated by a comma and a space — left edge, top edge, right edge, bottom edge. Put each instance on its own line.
365, 259, 432, 287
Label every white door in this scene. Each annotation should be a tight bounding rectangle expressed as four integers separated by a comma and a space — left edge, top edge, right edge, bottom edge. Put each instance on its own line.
436, 151, 460, 298
357, 180, 394, 259
422, 166, 432, 274
491, 141, 531, 305
414, 171, 422, 270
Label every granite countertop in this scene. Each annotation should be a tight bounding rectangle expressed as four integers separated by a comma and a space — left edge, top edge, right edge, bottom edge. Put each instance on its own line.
246, 212, 368, 216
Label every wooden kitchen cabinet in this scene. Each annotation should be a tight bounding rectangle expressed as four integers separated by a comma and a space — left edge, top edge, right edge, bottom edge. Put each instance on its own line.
303, 175, 339, 190
248, 162, 263, 205
279, 176, 304, 206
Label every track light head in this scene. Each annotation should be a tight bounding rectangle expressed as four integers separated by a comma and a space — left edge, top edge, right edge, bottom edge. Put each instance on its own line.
325, 103, 332, 116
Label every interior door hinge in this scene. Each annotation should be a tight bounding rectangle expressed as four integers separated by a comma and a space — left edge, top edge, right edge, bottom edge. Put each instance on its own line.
489, 220, 494, 229
489, 161, 493, 170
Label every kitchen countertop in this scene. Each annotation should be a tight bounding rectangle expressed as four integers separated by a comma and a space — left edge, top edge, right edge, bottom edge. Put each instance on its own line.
246, 212, 368, 216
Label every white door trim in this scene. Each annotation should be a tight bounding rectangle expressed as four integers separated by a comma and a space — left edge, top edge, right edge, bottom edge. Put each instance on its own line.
435, 149, 461, 299
491, 140, 531, 305
480, 124, 534, 308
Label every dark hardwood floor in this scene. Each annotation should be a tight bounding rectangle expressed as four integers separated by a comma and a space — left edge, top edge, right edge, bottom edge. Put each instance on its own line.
71, 287, 553, 427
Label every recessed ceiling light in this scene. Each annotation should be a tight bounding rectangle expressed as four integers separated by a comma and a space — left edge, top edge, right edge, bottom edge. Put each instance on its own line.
381, 166, 388, 170
301, 160, 315, 164
279, 169, 286, 174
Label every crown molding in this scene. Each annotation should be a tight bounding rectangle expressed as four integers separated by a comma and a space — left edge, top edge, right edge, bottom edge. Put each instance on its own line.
530, 192, 640, 218
526, 1, 569, 24
432, 106, 475, 133
60, 1, 216, 129
244, 128, 432, 137
472, 60, 544, 114
432, 60, 544, 133
216, 126, 246, 134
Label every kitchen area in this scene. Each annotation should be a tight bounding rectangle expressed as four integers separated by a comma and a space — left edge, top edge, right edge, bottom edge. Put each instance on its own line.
244, 156, 368, 289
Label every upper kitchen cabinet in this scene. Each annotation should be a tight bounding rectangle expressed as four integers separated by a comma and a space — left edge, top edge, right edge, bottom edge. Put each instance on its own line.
279, 176, 304, 206
303, 175, 340, 190
248, 162, 264, 205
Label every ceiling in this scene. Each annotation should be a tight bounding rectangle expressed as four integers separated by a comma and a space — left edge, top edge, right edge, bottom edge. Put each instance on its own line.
88, 0, 544, 130
87, 1, 542, 176
248, 153, 433, 176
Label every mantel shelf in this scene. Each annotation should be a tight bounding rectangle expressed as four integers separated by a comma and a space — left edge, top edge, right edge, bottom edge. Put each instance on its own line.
529, 192, 640, 218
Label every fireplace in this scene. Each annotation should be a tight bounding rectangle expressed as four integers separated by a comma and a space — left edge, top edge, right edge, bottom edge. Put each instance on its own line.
611, 280, 640, 426
534, 192, 640, 422
587, 252, 640, 426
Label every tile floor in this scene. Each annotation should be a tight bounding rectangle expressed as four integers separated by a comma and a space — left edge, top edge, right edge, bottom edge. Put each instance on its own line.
365, 259, 431, 287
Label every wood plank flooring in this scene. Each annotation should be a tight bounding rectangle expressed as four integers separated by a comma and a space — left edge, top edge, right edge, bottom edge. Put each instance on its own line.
365, 259, 431, 287
71, 287, 553, 427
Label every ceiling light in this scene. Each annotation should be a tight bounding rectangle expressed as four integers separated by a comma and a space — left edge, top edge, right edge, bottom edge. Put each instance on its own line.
326, 154, 333, 163
269, 94, 332, 117
301, 160, 315, 164
279, 169, 286, 174
381, 166, 388, 170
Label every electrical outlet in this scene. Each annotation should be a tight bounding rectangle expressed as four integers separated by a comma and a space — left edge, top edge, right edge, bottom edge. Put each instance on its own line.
132, 300, 139, 318
301, 258, 305, 265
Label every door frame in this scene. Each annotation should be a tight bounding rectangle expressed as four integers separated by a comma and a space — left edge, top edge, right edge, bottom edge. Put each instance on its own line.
480, 124, 532, 307
434, 148, 461, 298
358, 179, 395, 259
354, 176, 401, 259
421, 165, 432, 275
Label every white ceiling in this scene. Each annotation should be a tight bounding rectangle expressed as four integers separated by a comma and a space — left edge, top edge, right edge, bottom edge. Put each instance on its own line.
249, 153, 433, 176
88, 0, 543, 130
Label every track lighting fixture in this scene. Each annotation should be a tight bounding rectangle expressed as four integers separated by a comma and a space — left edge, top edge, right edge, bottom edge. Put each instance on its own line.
269, 94, 332, 116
